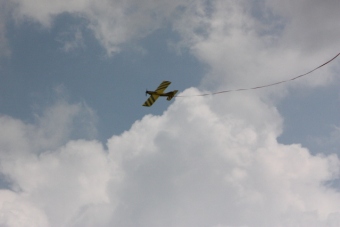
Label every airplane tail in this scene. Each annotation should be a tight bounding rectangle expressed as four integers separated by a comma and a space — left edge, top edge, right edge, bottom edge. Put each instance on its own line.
167, 90, 178, 101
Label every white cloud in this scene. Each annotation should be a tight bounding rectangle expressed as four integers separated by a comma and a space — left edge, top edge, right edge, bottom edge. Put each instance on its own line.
0, 100, 112, 227
1, 90, 340, 227
0, 140, 113, 227
104, 89, 340, 227
0, 190, 49, 227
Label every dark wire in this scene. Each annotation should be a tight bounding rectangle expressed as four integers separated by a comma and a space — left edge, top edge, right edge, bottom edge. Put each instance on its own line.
176, 52, 340, 97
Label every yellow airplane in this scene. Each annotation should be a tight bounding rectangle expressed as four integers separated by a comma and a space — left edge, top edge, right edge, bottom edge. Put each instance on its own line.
143, 81, 178, 107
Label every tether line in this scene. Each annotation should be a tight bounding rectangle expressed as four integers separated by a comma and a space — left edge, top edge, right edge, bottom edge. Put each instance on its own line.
176, 52, 340, 97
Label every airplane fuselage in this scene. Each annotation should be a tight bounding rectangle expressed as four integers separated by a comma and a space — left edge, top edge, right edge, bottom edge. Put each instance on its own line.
146, 91, 175, 96
146, 90, 178, 101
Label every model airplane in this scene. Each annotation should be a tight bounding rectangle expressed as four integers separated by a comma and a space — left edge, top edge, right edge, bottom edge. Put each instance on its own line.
143, 81, 178, 107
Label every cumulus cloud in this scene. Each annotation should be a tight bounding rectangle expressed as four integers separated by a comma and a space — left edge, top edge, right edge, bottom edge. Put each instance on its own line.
0, 100, 111, 227
0, 190, 49, 227
1, 90, 340, 227
106, 89, 340, 227
0, 140, 112, 227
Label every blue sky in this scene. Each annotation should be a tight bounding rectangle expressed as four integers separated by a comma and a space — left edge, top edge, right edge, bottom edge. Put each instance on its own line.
1, 14, 204, 140
1, 0, 340, 226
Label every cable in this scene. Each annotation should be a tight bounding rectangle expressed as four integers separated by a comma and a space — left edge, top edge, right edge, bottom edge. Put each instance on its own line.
176, 52, 340, 97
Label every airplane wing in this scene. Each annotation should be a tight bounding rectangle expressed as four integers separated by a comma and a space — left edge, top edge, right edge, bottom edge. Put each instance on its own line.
155, 81, 171, 94
142, 94, 159, 107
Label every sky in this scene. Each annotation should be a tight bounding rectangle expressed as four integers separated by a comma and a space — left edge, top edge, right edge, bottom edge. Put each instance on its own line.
0, 0, 340, 226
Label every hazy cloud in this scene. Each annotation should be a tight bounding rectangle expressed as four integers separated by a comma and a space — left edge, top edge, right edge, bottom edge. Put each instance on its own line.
6, 0, 340, 58
0, 0, 12, 58
171, 0, 339, 93
8, 0, 188, 54
56, 27, 85, 52
264, 0, 340, 53
308, 125, 340, 155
